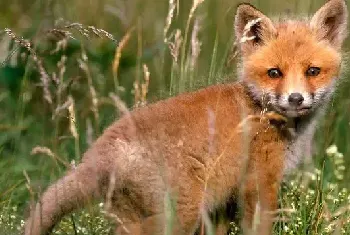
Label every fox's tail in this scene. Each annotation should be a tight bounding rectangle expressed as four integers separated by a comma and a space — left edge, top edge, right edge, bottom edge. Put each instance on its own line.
24, 162, 102, 235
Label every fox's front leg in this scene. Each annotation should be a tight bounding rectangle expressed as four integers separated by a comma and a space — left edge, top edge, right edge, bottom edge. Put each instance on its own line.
241, 179, 279, 235
239, 115, 285, 234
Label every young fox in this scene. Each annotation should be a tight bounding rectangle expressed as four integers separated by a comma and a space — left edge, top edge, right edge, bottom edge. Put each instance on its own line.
24, 0, 348, 234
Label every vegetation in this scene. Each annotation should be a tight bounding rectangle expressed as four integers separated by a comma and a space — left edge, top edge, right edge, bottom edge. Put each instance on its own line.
0, 0, 349, 234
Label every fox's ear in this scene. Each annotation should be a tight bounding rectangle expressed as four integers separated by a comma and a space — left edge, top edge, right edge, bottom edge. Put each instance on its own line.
310, 0, 348, 49
235, 3, 276, 56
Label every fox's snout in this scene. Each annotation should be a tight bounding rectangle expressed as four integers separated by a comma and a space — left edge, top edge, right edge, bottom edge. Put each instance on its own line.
272, 91, 316, 117
288, 93, 304, 106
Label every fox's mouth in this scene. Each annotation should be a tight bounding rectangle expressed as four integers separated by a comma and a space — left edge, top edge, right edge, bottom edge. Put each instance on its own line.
275, 106, 312, 117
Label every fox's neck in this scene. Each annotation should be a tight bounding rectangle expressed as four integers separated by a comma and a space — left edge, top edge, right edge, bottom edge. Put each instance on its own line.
286, 111, 320, 137
283, 108, 326, 174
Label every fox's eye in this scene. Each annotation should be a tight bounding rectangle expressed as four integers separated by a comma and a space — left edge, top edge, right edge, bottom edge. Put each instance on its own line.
267, 68, 283, 79
306, 67, 321, 77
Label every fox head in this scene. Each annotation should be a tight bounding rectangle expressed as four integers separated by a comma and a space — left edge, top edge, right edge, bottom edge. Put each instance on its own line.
235, 0, 348, 118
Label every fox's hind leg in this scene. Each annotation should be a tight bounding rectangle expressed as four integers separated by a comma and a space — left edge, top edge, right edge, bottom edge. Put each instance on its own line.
112, 193, 202, 235
114, 214, 163, 235
212, 221, 230, 235
114, 211, 200, 235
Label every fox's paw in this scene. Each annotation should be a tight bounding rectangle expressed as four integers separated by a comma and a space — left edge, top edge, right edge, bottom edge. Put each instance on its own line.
264, 111, 287, 122
261, 111, 288, 127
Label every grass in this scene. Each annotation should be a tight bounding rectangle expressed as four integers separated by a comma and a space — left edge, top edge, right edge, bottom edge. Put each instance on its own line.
0, 0, 350, 234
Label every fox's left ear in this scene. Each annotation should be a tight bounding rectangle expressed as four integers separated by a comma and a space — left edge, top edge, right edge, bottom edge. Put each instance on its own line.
310, 0, 348, 49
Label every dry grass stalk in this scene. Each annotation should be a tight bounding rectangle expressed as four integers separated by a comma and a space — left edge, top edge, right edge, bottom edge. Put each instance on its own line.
4, 28, 35, 57
103, 153, 129, 233
112, 27, 134, 93
109, 92, 131, 116
105, 171, 116, 214
164, 0, 177, 43
36, 59, 53, 105
112, 27, 134, 76
168, 29, 183, 64
133, 80, 141, 107
31, 146, 70, 168
4, 28, 53, 105
52, 55, 68, 122
101, 208, 129, 234
199, 208, 213, 235
31, 146, 55, 159
23, 170, 35, 199
78, 51, 99, 123
109, 92, 136, 134
207, 108, 215, 156
50, 37, 68, 55
260, 93, 272, 116
189, 0, 205, 21
226, 41, 239, 67
68, 96, 78, 140
52, 55, 67, 85
56, 55, 68, 109
86, 118, 94, 146
190, 18, 202, 71
141, 64, 150, 105
133, 64, 150, 108
50, 20, 117, 43
48, 22, 71, 54
68, 95, 81, 161
179, 0, 205, 85
332, 204, 350, 218
252, 201, 261, 232
52, 97, 71, 120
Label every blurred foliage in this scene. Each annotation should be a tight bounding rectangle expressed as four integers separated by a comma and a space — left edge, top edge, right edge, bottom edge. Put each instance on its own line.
0, 0, 350, 234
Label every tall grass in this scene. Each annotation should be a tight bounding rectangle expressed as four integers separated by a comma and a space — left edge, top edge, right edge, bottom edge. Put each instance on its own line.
0, 0, 349, 234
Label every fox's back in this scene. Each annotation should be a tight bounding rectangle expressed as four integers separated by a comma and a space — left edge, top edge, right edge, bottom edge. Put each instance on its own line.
94, 83, 261, 166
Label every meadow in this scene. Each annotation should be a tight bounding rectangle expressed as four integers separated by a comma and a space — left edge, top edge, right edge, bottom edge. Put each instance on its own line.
0, 0, 350, 234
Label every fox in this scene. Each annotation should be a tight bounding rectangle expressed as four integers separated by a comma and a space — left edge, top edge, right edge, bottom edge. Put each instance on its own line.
24, 0, 348, 234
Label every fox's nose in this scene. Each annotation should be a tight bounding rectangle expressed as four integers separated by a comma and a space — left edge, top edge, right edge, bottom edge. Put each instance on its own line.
288, 93, 304, 106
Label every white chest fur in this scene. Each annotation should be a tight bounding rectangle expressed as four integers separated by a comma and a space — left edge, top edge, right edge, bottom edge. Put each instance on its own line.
283, 115, 321, 175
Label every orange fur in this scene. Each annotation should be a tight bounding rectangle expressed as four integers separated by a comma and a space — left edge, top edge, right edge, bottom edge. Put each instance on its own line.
24, 0, 348, 234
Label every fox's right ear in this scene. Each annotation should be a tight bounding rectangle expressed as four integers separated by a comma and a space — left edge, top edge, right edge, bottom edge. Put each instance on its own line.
235, 3, 276, 56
